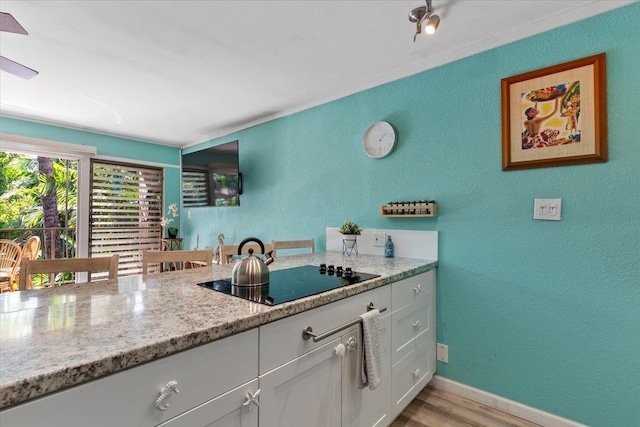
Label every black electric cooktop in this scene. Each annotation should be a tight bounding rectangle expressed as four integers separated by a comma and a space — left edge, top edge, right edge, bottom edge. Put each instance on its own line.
197, 264, 380, 306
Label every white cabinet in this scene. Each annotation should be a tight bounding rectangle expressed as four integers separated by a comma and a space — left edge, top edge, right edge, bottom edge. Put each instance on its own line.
158, 379, 259, 427
259, 337, 343, 427
389, 270, 436, 419
0, 329, 259, 427
259, 286, 391, 375
0, 268, 436, 427
259, 286, 392, 427
391, 339, 435, 415
342, 316, 392, 427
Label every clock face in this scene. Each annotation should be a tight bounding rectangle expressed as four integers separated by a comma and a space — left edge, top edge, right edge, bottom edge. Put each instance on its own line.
363, 121, 396, 158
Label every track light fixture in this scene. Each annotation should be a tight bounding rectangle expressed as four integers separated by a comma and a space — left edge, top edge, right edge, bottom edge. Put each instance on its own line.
408, 0, 440, 42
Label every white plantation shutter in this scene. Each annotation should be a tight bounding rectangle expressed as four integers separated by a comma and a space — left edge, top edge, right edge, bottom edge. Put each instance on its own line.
90, 160, 163, 276
182, 169, 209, 207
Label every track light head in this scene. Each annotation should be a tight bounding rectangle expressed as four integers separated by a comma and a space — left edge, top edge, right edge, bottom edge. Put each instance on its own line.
409, 0, 439, 42
424, 14, 440, 35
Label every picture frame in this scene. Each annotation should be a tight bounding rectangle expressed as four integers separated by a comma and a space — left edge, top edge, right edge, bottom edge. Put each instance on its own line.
501, 53, 607, 170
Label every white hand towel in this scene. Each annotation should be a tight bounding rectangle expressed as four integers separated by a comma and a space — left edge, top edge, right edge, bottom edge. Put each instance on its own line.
356, 308, 381, 390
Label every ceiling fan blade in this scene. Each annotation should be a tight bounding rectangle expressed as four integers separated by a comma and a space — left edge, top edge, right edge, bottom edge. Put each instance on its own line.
0, 56, 38, 79
0, 12, 28, 34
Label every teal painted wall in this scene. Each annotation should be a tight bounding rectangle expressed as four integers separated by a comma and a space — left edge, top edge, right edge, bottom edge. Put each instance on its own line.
0, 117, 182, 212
185, 5, 640, 426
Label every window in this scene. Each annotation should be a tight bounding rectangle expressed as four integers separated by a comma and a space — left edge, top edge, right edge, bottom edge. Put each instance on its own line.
90, 160, 163, 276
182, 168, 209, 207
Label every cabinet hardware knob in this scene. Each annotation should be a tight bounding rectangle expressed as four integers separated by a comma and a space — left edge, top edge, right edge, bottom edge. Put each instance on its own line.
154, 380, 179, 411
334, 343, 346, 357
412, 369, 421, 378
413, 284, 421, 294
347, 336, 357, 352
243, 389, 261, 408
412, 320, 421, 329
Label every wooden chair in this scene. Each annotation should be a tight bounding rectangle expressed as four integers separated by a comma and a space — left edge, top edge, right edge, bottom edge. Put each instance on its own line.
219, 243, 274, 264
271, 239, 315, 257
16, 236, 41, 289
0, 240, 22, 292
18, 254, 119, 291
142, 249, 212, 274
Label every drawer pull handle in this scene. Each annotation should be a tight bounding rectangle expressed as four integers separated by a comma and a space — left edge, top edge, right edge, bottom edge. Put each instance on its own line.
155, 380, 179, 411
243, 389, 261, 408
413, 284, 421, 294
302, 303, 387, 342
412, 320, 421, 329
413, 369, 421, 378
334, 343, 346, 357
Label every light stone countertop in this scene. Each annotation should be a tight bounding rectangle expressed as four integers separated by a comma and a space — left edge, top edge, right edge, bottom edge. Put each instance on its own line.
0, 251, 436, 409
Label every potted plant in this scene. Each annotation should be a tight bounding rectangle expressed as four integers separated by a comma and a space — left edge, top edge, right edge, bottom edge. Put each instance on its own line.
161, 203, 180, 238
338, 221, 362, 254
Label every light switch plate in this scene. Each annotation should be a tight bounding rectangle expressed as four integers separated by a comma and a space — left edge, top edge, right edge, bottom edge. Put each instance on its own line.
534, 198, 562, 220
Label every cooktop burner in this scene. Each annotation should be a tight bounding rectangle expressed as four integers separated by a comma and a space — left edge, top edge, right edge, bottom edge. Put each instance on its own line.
197, 264, 380, 306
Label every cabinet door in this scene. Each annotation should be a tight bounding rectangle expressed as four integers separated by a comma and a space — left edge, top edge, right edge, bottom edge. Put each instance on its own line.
342, 315, 392, 427
158, 379, 259, 427
259, 337, 342, 427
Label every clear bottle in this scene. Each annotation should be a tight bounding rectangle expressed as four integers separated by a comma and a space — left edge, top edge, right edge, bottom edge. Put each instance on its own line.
384, 235, 394, 258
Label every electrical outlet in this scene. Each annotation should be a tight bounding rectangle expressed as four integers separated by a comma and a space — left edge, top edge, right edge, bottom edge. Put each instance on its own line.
437, 343, 449, 363
374, 232, 386, 247
534, 198, 562, 220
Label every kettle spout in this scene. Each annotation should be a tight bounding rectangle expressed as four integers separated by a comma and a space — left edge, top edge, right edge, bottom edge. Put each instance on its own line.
264, 250, 275, 266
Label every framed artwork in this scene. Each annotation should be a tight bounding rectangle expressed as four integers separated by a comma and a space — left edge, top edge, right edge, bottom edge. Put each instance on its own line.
501, 53, 607, 170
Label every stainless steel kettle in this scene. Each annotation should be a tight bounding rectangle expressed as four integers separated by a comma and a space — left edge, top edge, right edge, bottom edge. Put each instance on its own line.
231, 237, 275, 286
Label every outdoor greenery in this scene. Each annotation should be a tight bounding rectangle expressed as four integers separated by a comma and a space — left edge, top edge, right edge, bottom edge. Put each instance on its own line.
0, 152, 78, 256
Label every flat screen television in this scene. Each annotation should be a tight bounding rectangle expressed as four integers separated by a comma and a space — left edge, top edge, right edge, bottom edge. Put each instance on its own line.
182, 140, 242, 207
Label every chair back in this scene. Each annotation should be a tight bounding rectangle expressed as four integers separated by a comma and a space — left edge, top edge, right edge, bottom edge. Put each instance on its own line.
18, 254, 119, 291
271, 239, 315, 257
219, 243, 274, 264
21, 236, 41, 261
142, 249, 212, 274
0, 240, 23, 292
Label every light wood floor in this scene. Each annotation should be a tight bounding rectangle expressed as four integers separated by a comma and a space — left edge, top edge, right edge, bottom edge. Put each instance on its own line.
391, 385, 542, 427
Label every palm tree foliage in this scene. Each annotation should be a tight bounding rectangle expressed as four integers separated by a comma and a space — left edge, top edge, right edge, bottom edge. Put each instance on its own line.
0, 152, 78, 257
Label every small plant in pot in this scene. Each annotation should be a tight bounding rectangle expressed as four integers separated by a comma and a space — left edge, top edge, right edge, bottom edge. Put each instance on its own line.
339, 220, 362, 236
339, 221, 362, 254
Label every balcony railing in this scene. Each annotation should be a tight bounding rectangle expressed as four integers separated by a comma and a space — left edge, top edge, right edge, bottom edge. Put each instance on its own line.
1, 227, 77, 289
1, 226, 164, 289
0, 227, 77, 260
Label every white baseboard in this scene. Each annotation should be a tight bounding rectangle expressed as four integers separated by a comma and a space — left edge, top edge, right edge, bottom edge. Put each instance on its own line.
430, 375, 587, 427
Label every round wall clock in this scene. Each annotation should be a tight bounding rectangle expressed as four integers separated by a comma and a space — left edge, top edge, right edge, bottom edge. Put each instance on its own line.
363, 121, 396, 158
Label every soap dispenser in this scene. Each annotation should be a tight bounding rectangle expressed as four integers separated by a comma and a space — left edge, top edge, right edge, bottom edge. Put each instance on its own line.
384, 235, 394, 258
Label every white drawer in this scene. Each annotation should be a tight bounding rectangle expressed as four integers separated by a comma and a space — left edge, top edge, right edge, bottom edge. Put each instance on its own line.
259, 286, 391, 375
391, 337, 435, 419
0, 329, 259, 427
158, 378, 259, 427
391, 270, 434, 312
391, 297, 433, 365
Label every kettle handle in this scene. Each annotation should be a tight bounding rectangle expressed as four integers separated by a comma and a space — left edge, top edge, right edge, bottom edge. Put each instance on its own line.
237, 237, 265, 256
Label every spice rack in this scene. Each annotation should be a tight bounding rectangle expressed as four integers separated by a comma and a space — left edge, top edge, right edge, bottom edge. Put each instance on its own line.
380, 201, 438, 217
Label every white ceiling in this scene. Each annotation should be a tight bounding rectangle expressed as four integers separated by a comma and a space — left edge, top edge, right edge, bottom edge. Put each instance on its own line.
0, 1, 632, 148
